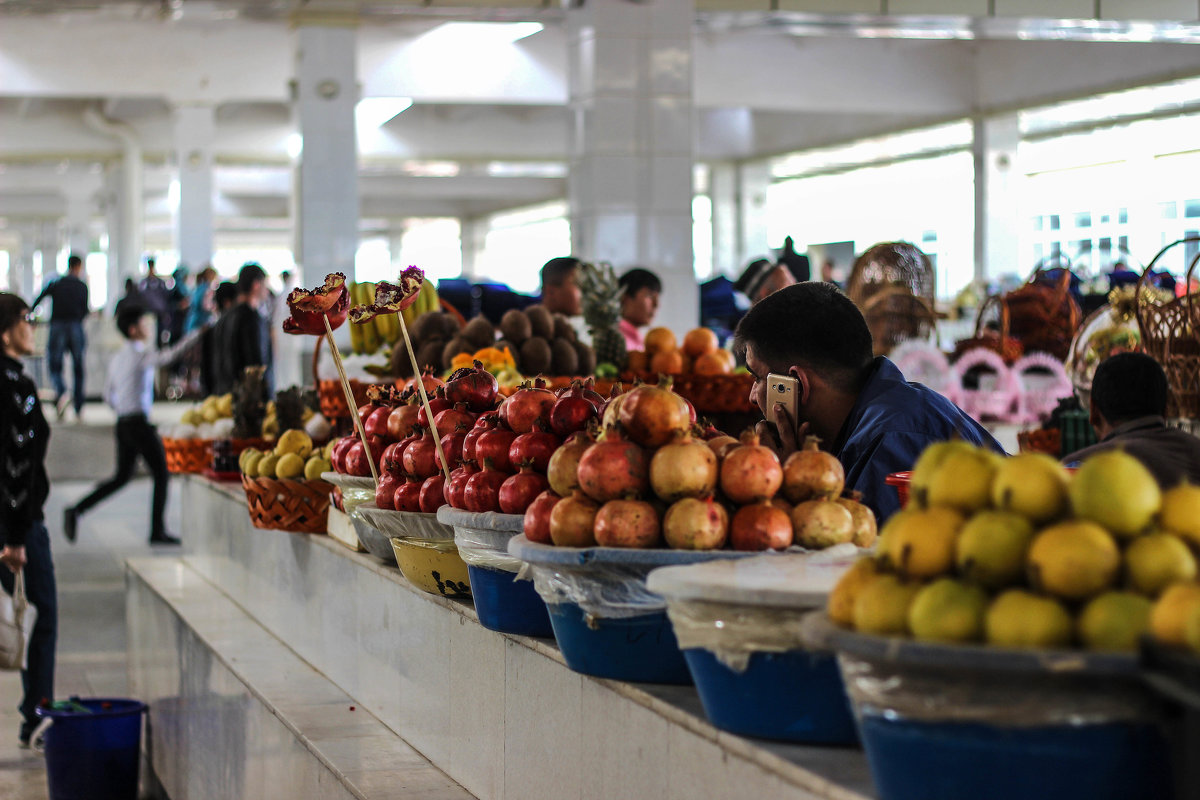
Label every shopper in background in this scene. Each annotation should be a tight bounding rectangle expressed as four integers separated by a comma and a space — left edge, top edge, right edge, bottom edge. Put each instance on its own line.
137, 258, 170, 347
185, 265, 218, 333
617, 267, 662, 352
0, 292, 57, 749
113, 277, 142, 318
64, 306, 209, 547
212, 263, 272, 395
1064, 352, 1200, 487
733, 257, 797, 305
200, 281, 238, 397
734, 281, 1002, 523
167, 266, 191, 346
777, 236, 811, 283
540, 257, 583, 317
31, 254, 89, 419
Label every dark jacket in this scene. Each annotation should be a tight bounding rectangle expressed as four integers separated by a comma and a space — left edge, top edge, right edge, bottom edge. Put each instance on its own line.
33, 275, 89, 323
0, 355, 50, 547
212, 302, 269, 394
1064, 416, 1200, 489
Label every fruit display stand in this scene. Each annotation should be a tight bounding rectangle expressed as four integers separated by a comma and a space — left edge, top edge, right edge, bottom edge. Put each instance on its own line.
163, 437, 212, 474
240, 474, 334, 534
508, 535, 757, 685
348, 502, 398, 565
355, 504, 471, 598
807, 613, 1171, 800
646, 549, 861, 745
438, 507, 553, 637
1141, 639, 1200, 799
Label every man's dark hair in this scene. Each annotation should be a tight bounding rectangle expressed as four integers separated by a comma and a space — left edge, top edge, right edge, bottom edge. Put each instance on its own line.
618, 267, 662, 297
0, 292, 31, 335
68, 254, 83, 271
214, 281, 238, 310
541, 257, 581, 290
733, 282, 873, 391
1091, 352, 1168, 423
237, 263, 267, 295
116, 305, 147, 339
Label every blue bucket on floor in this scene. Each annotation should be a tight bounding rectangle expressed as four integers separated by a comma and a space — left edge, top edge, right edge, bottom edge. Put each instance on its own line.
859, 715, 1173, 800
36, 697, 147, 800
684, 648, 858, 745
468, 565, 553, 638
547, 602, 692, 685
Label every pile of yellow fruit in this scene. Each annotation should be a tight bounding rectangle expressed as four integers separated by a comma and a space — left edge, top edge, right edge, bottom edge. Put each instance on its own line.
829, 440, 1200, 653
240, 430, 333, 482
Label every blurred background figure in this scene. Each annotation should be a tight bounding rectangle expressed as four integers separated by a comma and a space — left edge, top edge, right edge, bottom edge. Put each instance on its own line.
186, 265, 218, 334
777, 236, 811, 283
137, 257, 170, 347
821, 259, 842, 288
539, 256, 583, 317
31, 254, 89, 419
212, 264, 272, 395
201, 281, 239, 397
113, 277, 141, 318
734, 257, 797, 305
617, 267, 662, 352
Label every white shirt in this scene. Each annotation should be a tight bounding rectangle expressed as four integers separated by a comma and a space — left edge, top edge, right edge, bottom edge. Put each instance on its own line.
105, 331, 203, 417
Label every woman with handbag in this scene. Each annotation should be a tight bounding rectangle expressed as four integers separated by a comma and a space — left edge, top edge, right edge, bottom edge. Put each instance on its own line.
0, 292, 56, 748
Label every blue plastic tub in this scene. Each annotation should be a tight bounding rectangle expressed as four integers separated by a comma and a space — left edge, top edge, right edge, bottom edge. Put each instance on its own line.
468, 565, 553, 638
547, 602, 692, 685
859, 715, 1172, 800
684, 648, 858, 745
36, 697, 147, 800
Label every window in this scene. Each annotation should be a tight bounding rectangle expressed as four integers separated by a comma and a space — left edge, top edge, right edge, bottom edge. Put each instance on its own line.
1119, 208, 1128, 224
1075, 212, 1092, 228
1049, 215, 1060, 231
1160, 202, 1178, 219
1185, 200, 1200, 218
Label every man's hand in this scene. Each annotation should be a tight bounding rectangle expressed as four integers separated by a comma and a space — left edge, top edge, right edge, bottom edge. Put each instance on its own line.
1, 545, 26, 573
754, 403, 809, 462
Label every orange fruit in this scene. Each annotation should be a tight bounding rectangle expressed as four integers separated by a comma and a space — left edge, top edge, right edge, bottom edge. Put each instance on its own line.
694, 351, 731, 375
649, 349, 684, 375
682, 328, 719, 358
626, 350, 649, 372
644, 327, 677, 354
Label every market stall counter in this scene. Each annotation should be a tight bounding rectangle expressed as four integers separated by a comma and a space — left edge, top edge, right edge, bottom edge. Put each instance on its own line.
132, 474, 875, 800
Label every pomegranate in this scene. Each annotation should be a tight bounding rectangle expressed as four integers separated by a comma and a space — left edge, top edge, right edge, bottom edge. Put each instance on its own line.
386, 402, 420, 440
344, 441, 373, 478
331, 436, 355, 473
580, 377, 607, 410
357, 402, 382, 427
375, 471, 402, 510
719, 431, 783, 504
550, 393, 598, 437
416, 386, 451, 426
730, 501, 794, 551
600, 384, 627, 430
445, 461, 478, 509
463, 412, 500, 463
364, 434, 387, 472
445, 360, 499, 412
549, 490, 600, 547
782, 435, 845, 503
499, 463, 551, 515
770, 496, 794, 516
576, 427, 650, 503
547, 432, 592, 497
401, 428, 439, 479
791, 499, 855, 549
649, 431, 718, 502
434, 402, 476, 436
435, 423, 471, 471
618, 376, 691, 448
523, 490, 561, 544
594, 498, 661, 548
380, 442, 406, 476
706, 434, 739, 460
509, 424, 561, 473
465, 461, 509, 513
663, 496, 729, 550
406, 367, 445, 397
393, 475, 424, 512
364, 405, 393, 440
502, 381, 556, 434
836, 493, 878, 548
419, 474, 448, 513
683, 397, 698, 426
475, 427, 518, 473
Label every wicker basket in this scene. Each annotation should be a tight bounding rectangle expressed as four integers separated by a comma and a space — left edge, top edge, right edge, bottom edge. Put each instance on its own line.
846, 242, 938, 358
1136, 238, 1200, 419
963, 269, 1081, 363
163, 438, 211, 474
241, 474, 334, 533
620, 372, 755, 414
317, 378, 389, 422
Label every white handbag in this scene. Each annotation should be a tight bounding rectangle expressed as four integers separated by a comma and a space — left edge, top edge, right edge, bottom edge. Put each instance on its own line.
0, 571, 35, 671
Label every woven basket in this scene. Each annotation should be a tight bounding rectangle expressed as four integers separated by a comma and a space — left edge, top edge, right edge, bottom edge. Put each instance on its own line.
1136, 238, 1200, 419
963, 270, 1081, 363
163, 438, 211, 474
241, 474, 334, 533
622, 372, 755, 414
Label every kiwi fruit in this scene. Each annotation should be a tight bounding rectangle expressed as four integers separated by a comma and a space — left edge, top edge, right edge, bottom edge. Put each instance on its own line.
409, 312, 437, 343
500, 308, 532, 344
519, 336, 553, 376
573, 341, 596, 376
415, 339, 446, 373
552, 313, 576, 343
442, 337, 474, 368
436, 312, 462, 339
525, 305, 554, 340
550, 338, 579, 375
389, 341, 416, 378
463, 316, 496, 349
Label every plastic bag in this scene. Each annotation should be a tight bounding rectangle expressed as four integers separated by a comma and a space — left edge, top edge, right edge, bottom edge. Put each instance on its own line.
454, 526, 524, 573
664, 601, 815, 673
519, 561, 667, 622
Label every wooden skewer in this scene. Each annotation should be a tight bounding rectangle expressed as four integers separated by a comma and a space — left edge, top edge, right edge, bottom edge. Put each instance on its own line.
324, 314, 379, 487
397, 310, 452, 483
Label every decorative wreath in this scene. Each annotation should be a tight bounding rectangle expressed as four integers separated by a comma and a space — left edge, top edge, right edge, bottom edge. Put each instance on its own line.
890, 341, 962, 407
1010, 351, 1075, 425
954, 347, 1020, 423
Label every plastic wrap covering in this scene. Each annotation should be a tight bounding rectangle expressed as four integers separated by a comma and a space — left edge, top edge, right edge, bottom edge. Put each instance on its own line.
437, 508, 525, 573
354, 505, 454, 541
521, 561, 669, 622
665, 601, 814, 673
340, 487, 375, 516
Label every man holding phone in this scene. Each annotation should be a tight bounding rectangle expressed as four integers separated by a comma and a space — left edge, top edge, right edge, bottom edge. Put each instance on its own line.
734, 281, 1002, 522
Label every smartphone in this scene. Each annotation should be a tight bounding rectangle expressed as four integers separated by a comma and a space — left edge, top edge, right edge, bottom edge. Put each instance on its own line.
765, 373, 799, 427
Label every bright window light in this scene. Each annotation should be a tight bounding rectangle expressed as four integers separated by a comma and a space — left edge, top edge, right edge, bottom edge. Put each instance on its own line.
421, 21, 543, 47
168, 179, 181, 211
286, 134, 303, 160
356, 97, 413, 130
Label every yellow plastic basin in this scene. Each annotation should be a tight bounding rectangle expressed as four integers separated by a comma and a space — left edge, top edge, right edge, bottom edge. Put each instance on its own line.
390, 537, 472, 598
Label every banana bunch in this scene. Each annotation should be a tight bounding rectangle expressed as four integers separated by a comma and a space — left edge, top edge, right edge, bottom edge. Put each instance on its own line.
348, 279, 441, 355
401, 279, 440, 329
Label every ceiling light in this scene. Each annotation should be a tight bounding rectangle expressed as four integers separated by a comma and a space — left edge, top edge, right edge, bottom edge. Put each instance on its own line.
356, 97, 413, 130
421, 21, 544, 47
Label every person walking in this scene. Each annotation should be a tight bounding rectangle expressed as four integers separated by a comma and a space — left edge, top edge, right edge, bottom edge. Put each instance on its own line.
31, 254, 89, 419
0, 292, 57, 748
63, 306, 207, 547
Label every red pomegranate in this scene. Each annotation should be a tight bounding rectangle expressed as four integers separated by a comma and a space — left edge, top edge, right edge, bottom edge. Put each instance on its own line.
464, 461, 509, 513
549, 490, 600, 547
501, 381, 556, 434
419, 474, 447, 513
663, 496, 728, 550
719, 431, 783, 504
576, 427, 650, 503
649, 431, 718, 502
364, 405, 393, 440
730, 501, 794, 551
434, 402, 476, 435
344, 441, 373, 478
406, 367, 445, 397
357, 402, 382, 427
547, 431, 592, 497
706, 434, 740, 460
781, 435, 845, 503
393, 475, 424, 512
416, 386, 451, 426
509, 424, 561, 473
445, 360, 499, 412
523, 490, 561, 544
386, 402, 420, 441
330, 436, 356, 473
435, 423, 471, 471
580, 377, 606, 410
463, 412, 500, 463
618, 377, 691, 448
445, 461, 478, 509
600, 386, 628, 431
594, 498, 661, 548
550, 393, 598, 437
401, 428, 439, 480
475, 427, 518, 473
375, 471, 402, 509
498, 463, 551, 515
380, 442, 405, 476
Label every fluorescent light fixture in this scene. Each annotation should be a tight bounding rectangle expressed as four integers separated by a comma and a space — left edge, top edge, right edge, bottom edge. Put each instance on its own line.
286, 134, 303, 159
356, 97, 413, 130
423, 21, 544, 46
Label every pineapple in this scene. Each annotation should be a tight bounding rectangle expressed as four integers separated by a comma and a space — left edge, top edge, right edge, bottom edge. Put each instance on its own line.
579, 261, 627, 370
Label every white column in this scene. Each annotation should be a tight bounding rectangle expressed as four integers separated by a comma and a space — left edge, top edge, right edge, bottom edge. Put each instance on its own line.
709, 163, 739, 278
973, 114, 1021, 283
101, 164, 125, 310
37, 220, 58, 285
16, 226, 37, 301
566, 0, 698, 335
738, 161, 771, 264
64, 188, 92, 258
458, 216, 487, 281
294, 25, 359, 290
174, 104, 216, 269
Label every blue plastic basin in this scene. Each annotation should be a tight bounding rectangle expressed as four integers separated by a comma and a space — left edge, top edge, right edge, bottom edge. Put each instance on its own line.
546, 602, 692, 685
37, 697, 146, 800
468, 565, 553, 638
684, 648, 858, 745
859, 715, 1172, 800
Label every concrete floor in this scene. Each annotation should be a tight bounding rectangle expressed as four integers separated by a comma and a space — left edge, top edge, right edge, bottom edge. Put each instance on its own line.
0, 403, 186, 800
